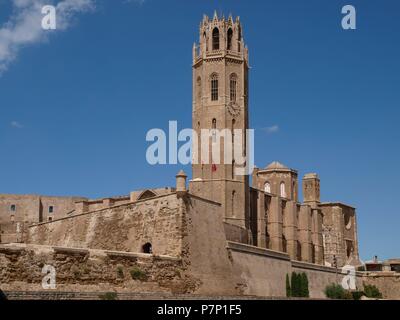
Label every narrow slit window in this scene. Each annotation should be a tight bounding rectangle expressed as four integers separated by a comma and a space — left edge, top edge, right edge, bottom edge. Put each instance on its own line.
211, 74, 218, 101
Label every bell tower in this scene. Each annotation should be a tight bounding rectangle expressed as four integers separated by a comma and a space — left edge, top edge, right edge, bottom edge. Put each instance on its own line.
189, 12, 250, 229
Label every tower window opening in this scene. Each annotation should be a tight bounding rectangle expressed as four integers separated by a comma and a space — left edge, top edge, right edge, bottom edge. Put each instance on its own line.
230, 74, 237, 102
10, 204, 16, 212
280, 182, 286, 198
227, 28, 233, 50
212, 27, 220, 50
264, 182, 271, 193
49, 206, 54, 213
297, 241, 302, 261
212, 118, 217, 143
211, 73, 218, 101
282, 235, 287, 253
197, 77, 202, 102
203, 31, 208, 51
231, 190, 236, 217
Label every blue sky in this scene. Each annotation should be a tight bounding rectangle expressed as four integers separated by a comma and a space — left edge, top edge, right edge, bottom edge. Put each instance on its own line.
0, 0, 399, 261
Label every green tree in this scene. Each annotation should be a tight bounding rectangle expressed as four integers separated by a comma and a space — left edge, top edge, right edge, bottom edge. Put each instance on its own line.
291, 272, 300, 297
286, 274, 291, 297
300, 273, 309, 297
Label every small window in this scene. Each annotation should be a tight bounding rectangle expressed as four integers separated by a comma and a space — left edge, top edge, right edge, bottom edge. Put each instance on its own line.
282, 235, 287, 253
211, 73, 218, 101
10, 204, 16, 212
212, 27, 219, 50
280, 182, 286, 198
230, 74, 237, 102
212, 119, 217, 143
49, 206, 54, 213
227, 28, 233, 50
197, 76, 202, 102
264, 182, 271, 193
48, 217, 53, 222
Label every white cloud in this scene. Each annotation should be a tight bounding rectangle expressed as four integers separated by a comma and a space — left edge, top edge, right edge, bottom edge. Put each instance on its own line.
0, 0, 95, 74
262, 125, 279, 134
11, 120, 24, 128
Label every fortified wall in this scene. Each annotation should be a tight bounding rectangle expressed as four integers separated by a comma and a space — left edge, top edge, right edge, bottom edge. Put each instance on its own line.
1, 174, 398, 299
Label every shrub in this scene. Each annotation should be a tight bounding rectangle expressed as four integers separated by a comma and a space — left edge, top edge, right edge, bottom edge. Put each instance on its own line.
351, 291, 365, 300
130, 267, 147, 281
286, 274, 291, 297
99, 292, 118, 300
324, 283, 352, 300
363, 283, 383, 299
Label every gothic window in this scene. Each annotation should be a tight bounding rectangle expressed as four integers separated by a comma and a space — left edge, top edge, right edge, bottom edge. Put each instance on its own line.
211, 73, 218, 101
265, 229, 270, 249
212, 118, 217, 143
212, 27, 220, 50
10, 204, 16, 212
49, 206, 54, 213
282, 235, 287, 253
197, 76, 202, 102
230, 74, 237, 102
280, 182, 286, 198
311, 245, 316, 263
227, 28, 233, 50
297, 241, 302, 261
264, 182, 271, 193
231, 190, 236, 217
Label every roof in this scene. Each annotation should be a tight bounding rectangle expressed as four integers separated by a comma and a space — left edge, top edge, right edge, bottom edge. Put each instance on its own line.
319, 202, 356, 209
265, 161, 288, 170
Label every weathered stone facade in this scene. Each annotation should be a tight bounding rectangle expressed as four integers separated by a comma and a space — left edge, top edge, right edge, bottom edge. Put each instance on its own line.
1, 13, 397, 300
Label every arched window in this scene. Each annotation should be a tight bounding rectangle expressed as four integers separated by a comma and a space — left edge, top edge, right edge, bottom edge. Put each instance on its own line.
227, 28, 233, 50
212, 28, 220, 50
264, 182, 271, 193
311, 245, 316, 263
282, 235, 287, 253
297, 241, 302, 261
211, 73, 218, 101
212, 118, 217, 143
280, 182, 286, 198
265, 229, 270, 249
203, 31, 208, 51
230, 74, 237, 102
142, 242, 152, 254
231, 190, 236, 217
238, 27, 242, 52
197, 77, 202, 102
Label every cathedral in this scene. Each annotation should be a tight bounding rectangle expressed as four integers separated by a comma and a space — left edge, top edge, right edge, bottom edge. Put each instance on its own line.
0, 13, 370, 299
189, 13, 359, 268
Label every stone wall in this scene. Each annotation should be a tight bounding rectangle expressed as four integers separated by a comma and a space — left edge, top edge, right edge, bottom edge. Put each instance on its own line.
26, 194, 184, 257
362, 273, 400, 300
0, 244, 193, 294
